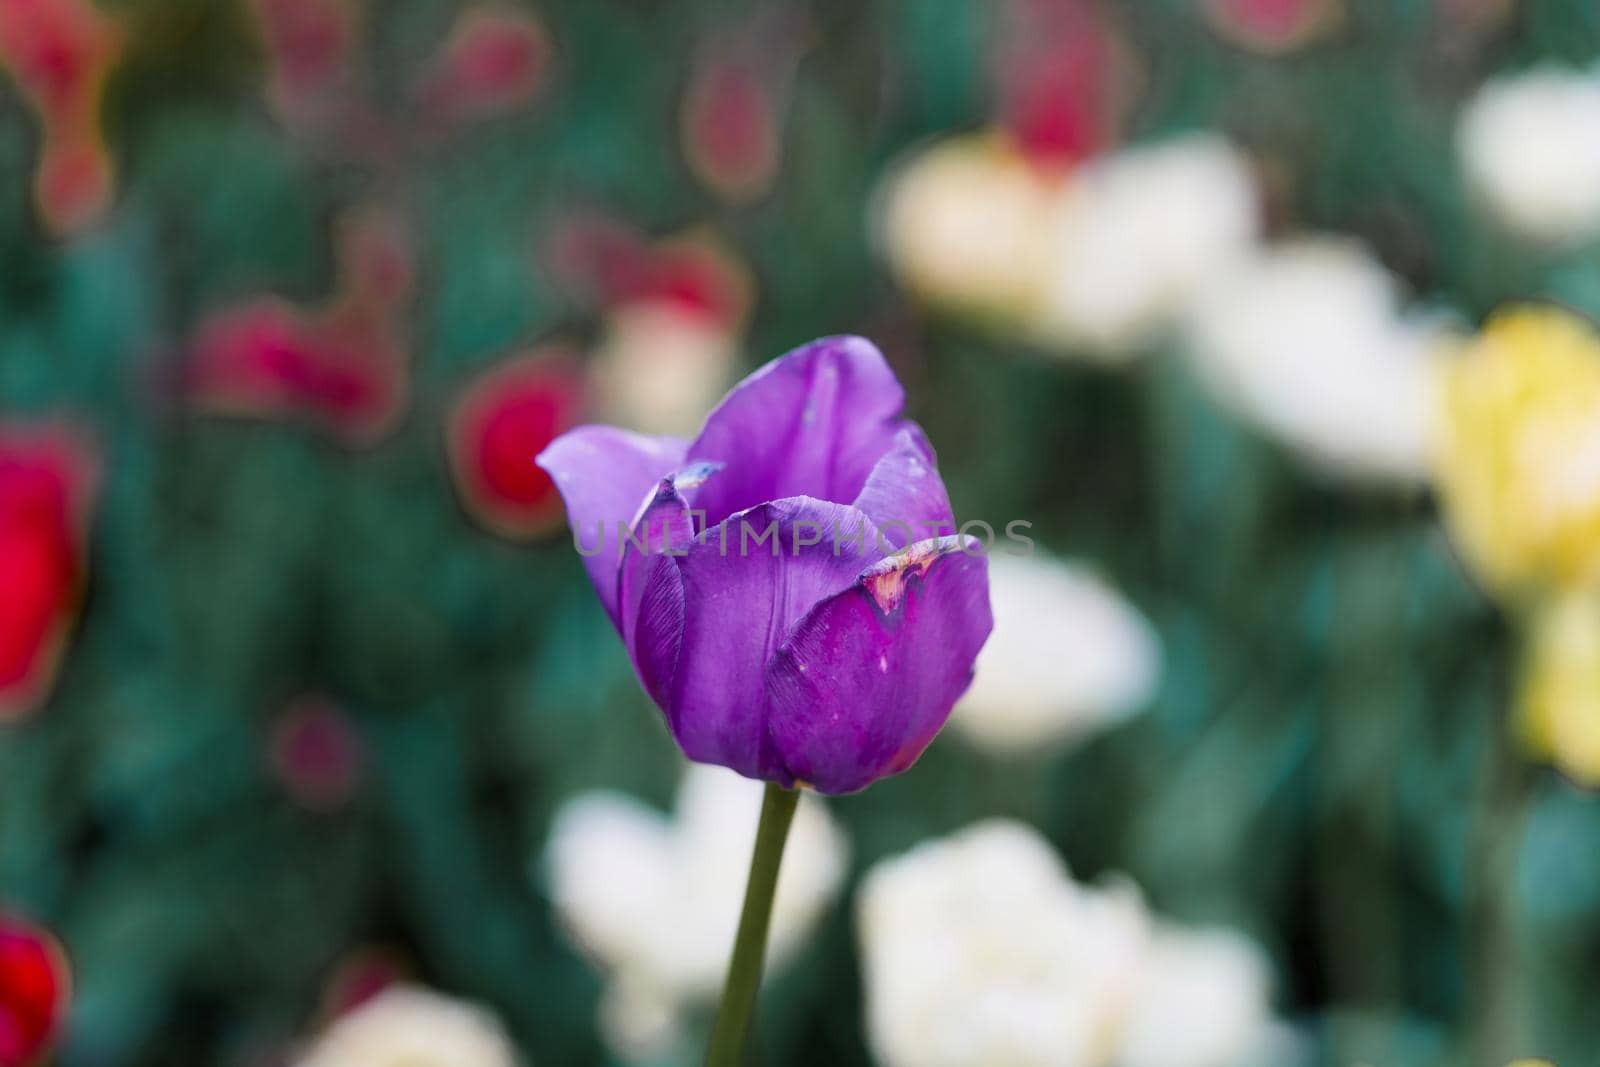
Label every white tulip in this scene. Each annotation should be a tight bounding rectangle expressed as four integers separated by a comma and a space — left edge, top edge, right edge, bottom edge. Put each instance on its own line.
952, 554, 1160, 758
1037, 134, 1260, 359
857, 820, 1287, 1067
1459, 65, 1600, 245
859, 821, 1149, 1067
1184, 238, 1449, 484
544, 766, 848, 1062
294, 986, 521, 1067
1119, 926, 1274, 1067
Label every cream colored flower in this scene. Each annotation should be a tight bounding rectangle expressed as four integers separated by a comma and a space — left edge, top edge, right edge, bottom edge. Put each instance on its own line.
1185, 238, 1448, 484
951, 554, 1160, 758
1459, 66, 1600, 245
1434, 306, 1600, 598
293, 986, 520, 1067
878, 133, 1066, 326
1037, 134, 1259, 358
544, 766, 848, 1062
857, 820, 1285, 1067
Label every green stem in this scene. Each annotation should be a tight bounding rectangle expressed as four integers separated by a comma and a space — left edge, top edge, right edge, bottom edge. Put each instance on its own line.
706, 782, 800, 1067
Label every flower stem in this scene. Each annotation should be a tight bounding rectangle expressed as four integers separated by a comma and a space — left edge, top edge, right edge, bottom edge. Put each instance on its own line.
706, 782, 800, 1067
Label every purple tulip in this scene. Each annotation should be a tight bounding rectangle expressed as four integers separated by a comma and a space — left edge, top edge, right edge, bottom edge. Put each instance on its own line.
537, 336, 993, 794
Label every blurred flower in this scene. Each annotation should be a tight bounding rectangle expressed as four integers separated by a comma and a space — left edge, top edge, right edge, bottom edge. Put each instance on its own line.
447, 346, 585, 541
0, 0, 121, 234
0, 914, 69, 1067
539, 336, 993, 794
879, 132, 1258, 360
293, 985, 520, 1067
992, 0, 1132, 169
249, 0, 359, 128
544, 765, 847, 1062
542, 210, 653, 309
951, 554, 1160, 759
1458, 65, 1600, 246
591, 303, 739, 437
1517, 593, 1600, 788
1184, 238, 1448, 484
269, 696, 365, 812
1117, 927, 1278, 1067
1038, 134, 1260, 358
680, 9, 803, 202
878, 133, 1066, 327
857, 820, 1282, 1067
187, 206, 413, 446
417, 6, 551, 123
0, 424, 96, 723
318, 946, 408, 1018
1434, 306, 1600, 599
590, 234, 751, 436
1201, 0, 1342, 54
859, 820, 1147, 1067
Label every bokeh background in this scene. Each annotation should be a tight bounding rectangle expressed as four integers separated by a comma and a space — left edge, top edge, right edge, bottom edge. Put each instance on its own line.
3, 0, 1600, 1064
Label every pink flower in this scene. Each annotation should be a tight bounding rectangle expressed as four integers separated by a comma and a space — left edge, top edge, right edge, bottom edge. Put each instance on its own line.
448, 347, 586, 540
0, 424, 96, 723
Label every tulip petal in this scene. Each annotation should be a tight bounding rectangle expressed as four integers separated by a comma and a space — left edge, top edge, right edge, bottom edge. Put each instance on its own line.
851, 426, 954, 549
766, 538, 993, 794
618, 462, 719, 707
635, 498, 885, 781
537, 427, 688, 626
686, 336, 911, 524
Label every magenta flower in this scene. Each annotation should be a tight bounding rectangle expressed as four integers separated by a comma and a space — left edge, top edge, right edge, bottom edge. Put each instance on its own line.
538, 336, 992, 795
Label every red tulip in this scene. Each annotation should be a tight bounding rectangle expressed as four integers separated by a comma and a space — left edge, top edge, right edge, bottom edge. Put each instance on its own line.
418, 6, 550, 123
0, 0, 120, 233
679, 11, 801, 202
0, 915, 69, 1067
186, 207, 413, 445
1202, 0, 1340, 54
543, 215, 751, 330
682, 55, 783, 202
249, 0, 358, 126
269, 697, 365, 812
448, 348, 586, 540
630, 235, 751, 331
992, 0, 1130, 170
0, 426, 95, 723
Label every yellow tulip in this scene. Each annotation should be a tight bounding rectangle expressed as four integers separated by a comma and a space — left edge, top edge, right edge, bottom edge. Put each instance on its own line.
1435, 305, 1600, 599
1519, 592, 1600, 786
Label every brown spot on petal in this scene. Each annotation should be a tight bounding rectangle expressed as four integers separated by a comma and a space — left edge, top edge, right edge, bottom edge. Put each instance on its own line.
861, 536, 970, 613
